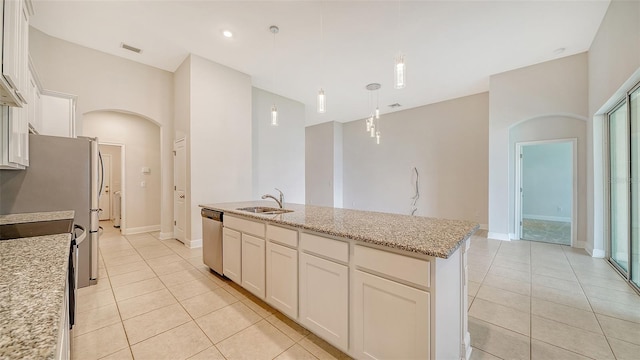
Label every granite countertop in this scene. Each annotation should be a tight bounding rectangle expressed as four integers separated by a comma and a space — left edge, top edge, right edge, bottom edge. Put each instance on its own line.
0, 211, 75, 225
201, 201, 479, 258
0, 233, 71, 359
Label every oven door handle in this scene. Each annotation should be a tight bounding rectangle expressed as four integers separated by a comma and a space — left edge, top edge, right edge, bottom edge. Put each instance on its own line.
74, 224, 87, 245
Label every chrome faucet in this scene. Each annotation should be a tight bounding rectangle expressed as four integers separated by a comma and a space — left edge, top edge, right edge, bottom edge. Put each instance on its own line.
262, 188, 284, 208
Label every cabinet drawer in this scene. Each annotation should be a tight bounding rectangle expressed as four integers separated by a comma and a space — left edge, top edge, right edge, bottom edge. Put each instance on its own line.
300, 233, 348, 263
354, 245, 430, 288
267, 224, 298, 248
224, 215, 265, 238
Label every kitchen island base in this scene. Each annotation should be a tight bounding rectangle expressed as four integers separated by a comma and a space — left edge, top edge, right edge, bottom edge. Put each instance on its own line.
208, 206, 475, 360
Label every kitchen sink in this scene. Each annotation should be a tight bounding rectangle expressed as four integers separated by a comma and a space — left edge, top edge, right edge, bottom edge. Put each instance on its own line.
236, 206, 293, 215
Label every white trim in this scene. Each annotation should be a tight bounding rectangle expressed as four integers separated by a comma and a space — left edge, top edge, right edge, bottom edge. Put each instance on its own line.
509, 233, 517, 240
487, 232, 510, 241
159, 231, 174, 240
123, 224, 160, 235
188, 238, 203, 249
99, 141, 126, 234
480, 224, 488, 230
591, 248, 605, 258
522, 214, 572, 222
515, 138, 577, 246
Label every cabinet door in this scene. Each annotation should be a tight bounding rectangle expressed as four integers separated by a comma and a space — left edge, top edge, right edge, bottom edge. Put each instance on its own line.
241, 234, 265, 299
222, 228, 241, 283
354, 270, 430, 360
266, 241, 297, 318
299, 252, 348, 351
2, 0, 22, 94
7, 106, 26, 166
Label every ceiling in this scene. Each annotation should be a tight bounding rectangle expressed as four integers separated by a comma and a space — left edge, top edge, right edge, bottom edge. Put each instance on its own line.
30, 1, 611, 126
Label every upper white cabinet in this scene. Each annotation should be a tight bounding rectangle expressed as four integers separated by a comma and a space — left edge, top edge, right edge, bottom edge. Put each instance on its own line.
0, 0, 32, 169
0, 0, 32, 107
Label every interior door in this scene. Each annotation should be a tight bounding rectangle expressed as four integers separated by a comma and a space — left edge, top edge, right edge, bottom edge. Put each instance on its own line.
174, 138, 186, 243
99, 154, 111, 221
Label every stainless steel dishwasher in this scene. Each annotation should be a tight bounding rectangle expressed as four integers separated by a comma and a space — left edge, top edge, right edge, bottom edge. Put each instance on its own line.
201, 208, 223, 275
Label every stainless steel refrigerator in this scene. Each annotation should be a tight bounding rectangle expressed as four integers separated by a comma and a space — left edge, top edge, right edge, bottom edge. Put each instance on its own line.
0, 134, 102, 288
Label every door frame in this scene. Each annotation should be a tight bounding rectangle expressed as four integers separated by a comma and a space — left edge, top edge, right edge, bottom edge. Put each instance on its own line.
514, 138, 577, 246
99, 142, 126, 232
99, 153, 112, 221
173, 137, 186, 244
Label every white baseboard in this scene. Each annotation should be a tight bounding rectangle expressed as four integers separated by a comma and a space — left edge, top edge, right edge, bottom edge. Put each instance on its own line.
159, 232, 174, 240
523, 214, 571, 222
487, 232, 510, 241
509, 233, 517, 240
122, 224, 160, 235
585, 244, 606, 258
188, 238, 202, 249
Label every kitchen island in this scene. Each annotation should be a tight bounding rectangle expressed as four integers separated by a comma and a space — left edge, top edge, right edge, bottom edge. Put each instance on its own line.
201, 201, 478, 360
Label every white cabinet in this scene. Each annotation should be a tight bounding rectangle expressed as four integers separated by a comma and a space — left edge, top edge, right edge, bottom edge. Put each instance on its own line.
299, 251, 349, 351
222, 228, 241, 283
0, 0, 32, 169
241, 233, 265, 298
1, 0, 30, 106
266, 241, 298, 318
353, 270, 430, 360
0, 105, 27, 169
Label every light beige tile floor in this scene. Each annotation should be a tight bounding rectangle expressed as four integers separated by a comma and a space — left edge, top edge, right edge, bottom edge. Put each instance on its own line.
73, 223, 640, 359
469, 231, 640, 360
72, 222, 350, 360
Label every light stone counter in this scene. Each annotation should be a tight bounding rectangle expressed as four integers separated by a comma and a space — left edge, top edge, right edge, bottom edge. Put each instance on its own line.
0, 210, 75, 225
0, 233, 71, 359
201, 201, 479, 258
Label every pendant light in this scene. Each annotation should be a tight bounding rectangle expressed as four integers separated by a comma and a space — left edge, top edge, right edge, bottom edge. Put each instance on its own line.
366, 83, 382, 143
394, 1, 406, 89
270, 25, 279, 126
317, 4, 326, 114
394, 54, 406, 89
317, 88, 326, 113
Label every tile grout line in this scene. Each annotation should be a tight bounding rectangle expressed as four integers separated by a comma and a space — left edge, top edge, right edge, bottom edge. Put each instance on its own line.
560, 244, 617, 359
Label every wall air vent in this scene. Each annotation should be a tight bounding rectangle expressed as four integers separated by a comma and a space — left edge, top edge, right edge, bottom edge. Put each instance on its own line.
121, 43, 142, 54
388, 103, 402, 108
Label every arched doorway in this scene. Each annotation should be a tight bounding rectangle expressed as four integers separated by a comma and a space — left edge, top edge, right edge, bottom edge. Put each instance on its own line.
82, 110, 161, 235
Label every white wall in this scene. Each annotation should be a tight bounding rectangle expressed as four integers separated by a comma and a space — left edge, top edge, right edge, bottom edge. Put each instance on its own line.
587, 0, 640, 257
99, 144, 122, 220
305, 121, 341, 207
84, 111, 161, 231
174, 54, 252, 246
521, 142, 573, 220
488, 53, 588, 241
252, 87, 305, 204
342, 93, 489, 223
29, 28, 175, 238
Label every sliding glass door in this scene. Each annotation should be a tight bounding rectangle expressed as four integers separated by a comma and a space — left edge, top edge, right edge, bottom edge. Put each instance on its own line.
630, 87, 640, 287
607, 83, 640, 290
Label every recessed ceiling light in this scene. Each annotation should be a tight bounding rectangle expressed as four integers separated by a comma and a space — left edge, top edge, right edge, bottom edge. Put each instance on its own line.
223, 30, 233, 38
553, 47, 566, 55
